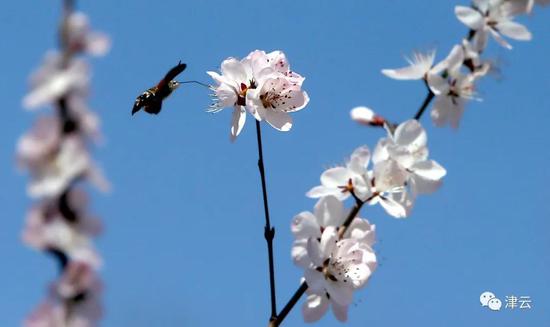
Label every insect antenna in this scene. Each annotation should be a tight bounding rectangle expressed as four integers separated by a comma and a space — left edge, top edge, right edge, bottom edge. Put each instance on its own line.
179, 80, 211, 89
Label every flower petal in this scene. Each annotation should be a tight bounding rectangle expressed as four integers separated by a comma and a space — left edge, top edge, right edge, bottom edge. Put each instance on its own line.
496, 20, 532, 41
455, 6, 484, 30
229, 106, 246, 142
325, 281, 354, 306
291, 211, 320, 239
302, 293, 329, 323
265, 110, 293, 131
313, 196, 345, 227
379, 195, 408, 218
331, 300, 349, 322
393, 119, 427, 150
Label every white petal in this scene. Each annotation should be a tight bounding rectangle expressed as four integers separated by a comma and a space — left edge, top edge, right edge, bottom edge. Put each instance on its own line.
292, 239, 311, 268
473, 29, 489, 52
220, 58, 248, 83
306, 185, 341, 199
455, 6, 484, 30
409, 161, 446, 194
410, 160, 446, 181
427, 74, 449, 96
306, 238, 324, 267
319, 226, 338, 257
302, 293, 329, 323
304, 268, 325, 293
496, 20, 532, 41
382, 51, 435, 80
393, 119, 427, 150
348, 146, 371, 174
85, 32, 111, 56
347, 218, 376, 246
379, 195, 408, 218
431, 95, 464, 128
490, 28, 513, 50
325, 281, 354, 306
372, 139, 390, 164
291, 211, 320, 239
265, 110, 293, 131
229, 106, 246, 142
314, 196, 345, 227
320, 167, 352, 189
283, 90, 309, 113
373, 159, 407, 192
331, 300, 349, 322
433, 44, 465, 74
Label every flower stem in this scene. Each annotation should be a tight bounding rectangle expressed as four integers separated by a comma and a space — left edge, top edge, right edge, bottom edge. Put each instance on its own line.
269, 282, 308, 327
255, 120, 278, 321
413, 83, 435, 121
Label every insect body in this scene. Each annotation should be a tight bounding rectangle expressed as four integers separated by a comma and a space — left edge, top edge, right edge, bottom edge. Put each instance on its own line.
132, 61, 186, 115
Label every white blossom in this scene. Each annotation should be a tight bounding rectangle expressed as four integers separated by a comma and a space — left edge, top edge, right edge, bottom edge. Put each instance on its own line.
26, 137, 108, 198
300, 226, 377, 321
307, 146, 372, 201
374, 120, 446, 195
291, 196, 375, 267
23, 52, 89, 110
207, 50, 308, 140
427, 45, 480, 128
455, 0, 532, 50
22, 189, 102, 268
65, 12, 111, 56
25, 262, 102, 327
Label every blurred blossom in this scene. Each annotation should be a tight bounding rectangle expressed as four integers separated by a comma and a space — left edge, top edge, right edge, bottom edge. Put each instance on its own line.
65, 12, 111, 56
20, 7, 109, 326
26, 137, 97, 198
17, 116, 62, 171
25, 263, 103, 327
427, 46, 481, 129
23, 52, 89, 110
22, 191, 102, 268
503, 0, 550, 14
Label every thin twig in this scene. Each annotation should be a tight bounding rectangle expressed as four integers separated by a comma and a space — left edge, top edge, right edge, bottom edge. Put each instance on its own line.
269, 282, 308, 327
413, 82, 435, 121
255, 120, 278, 321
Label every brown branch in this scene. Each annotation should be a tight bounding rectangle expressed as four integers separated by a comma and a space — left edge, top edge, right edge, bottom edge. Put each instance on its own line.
255, 120, 278, 321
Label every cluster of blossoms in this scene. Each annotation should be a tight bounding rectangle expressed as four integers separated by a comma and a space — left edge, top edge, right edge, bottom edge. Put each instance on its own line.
355, 0, 547, 129
18, 9, 110, 327
281, 0, 546, 323
207, 50, 309, 141
291, 119, 445, 322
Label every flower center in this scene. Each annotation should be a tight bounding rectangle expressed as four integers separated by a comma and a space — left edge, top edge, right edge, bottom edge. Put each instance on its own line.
259, 91, 284, 110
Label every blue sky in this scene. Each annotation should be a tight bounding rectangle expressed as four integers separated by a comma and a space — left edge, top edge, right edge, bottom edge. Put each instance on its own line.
1, 0, 549, 326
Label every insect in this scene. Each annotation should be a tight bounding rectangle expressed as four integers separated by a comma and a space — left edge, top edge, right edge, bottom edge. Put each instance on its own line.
132, 61, 187, 115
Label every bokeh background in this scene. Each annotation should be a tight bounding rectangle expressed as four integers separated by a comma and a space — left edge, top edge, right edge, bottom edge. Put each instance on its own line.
1, 0, 549, 326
